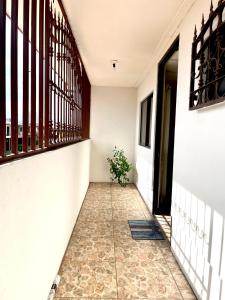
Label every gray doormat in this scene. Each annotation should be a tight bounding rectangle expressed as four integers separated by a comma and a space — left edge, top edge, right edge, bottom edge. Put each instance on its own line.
128, 220, 165, 240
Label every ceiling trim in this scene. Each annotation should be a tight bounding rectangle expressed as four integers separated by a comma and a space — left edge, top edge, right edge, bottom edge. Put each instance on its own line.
135, 0, 197, 88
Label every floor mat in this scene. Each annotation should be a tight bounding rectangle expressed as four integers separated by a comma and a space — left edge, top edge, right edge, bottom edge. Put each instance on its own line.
128, 220, 165, 240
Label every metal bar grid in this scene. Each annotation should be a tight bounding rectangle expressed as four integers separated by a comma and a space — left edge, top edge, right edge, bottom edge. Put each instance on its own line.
11, 0, 19, 154
0, 0, 91, 164
22, 0, 30, 152
31, 0, 37, 150
47, 1, 87, 144
45, 0, 50, 147
39, 0, 44, 148
190, 0, 225, 109
0, 0, 6, 157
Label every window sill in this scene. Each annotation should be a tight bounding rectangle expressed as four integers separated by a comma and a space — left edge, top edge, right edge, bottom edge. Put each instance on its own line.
139, 144, 151, 150
189, 97, 225, 111
0, 138, 90, 166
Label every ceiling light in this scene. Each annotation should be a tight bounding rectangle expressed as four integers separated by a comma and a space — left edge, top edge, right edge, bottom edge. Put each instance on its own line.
111, 60, 118, 70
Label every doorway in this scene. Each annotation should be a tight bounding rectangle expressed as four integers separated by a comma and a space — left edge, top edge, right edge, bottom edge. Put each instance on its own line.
153, 37, 179, 216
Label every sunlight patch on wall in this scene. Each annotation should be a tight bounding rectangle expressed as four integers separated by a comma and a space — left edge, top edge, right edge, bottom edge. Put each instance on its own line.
171, 181, 224, 300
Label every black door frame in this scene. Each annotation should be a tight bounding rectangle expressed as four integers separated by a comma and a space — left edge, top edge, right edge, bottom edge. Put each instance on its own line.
153, 36, 179, 215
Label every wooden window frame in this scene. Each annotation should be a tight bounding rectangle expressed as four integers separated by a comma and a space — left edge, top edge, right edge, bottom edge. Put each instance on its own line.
139, 93, 153, 149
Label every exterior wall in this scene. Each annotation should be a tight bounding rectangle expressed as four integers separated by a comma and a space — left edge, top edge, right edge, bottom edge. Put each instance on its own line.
90, 86, 137, 182
0, 140, 90, 300
135, 77, 157, 211
135, 0, 225, 299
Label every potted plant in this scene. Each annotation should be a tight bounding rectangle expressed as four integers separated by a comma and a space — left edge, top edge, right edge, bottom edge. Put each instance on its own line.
107, 146, 133, 187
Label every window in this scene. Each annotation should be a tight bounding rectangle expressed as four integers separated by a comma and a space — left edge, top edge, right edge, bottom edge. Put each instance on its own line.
0, 0, 91, 164
190, 0, 225, 110
139, 93, 153, 148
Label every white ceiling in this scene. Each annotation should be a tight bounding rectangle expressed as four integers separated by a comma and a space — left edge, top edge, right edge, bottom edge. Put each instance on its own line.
62, 0, 186, 87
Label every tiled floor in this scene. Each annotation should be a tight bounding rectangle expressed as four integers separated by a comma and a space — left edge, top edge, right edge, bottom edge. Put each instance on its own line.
54, 183, 197, 300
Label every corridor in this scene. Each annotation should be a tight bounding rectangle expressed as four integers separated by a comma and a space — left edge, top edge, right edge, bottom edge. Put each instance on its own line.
54, 183, 196, 299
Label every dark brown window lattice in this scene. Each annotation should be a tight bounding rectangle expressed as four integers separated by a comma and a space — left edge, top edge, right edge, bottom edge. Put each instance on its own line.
190, 0, 225, 110
0, 0, 91, 164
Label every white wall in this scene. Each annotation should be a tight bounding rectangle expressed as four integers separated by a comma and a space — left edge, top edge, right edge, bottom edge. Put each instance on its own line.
135, 0, 225, 299
135, 73, 158, 210
0, 140, 90, 300
90, 86, 137, 182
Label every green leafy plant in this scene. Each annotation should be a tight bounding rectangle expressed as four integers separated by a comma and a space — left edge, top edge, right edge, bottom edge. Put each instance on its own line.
107, 146, 133, 187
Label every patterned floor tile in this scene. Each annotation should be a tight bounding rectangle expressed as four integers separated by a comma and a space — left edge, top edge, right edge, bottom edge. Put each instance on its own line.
173, 274, 194, 290
142, 209, 155, 219
112, 200, 128, 209
113, 209, 147, 221
115, 238, 165, 262
153, 240, 171, 249
86, 191, 111, 197
111, 194, 134, 202
78, 209, 113, 222
54, 183, 196, 300
126, 298, 182, 300
111, 189, 135, 200
85, 193, 111, 202
113, 221, 131, 237
87, 184, 111, 191
56, 260, 117, 298
137, 200, 149, 210
179, 288, 198, 299
73, 221, 113, 237
82, 200, 112, 210
64, 236, 114, 261
54, 299, 182, 300
112, 199, 141, 210
163, 254, 181, 271
116, 261, 182, 299
54, 298, 89, 300
126, 200, 143, 210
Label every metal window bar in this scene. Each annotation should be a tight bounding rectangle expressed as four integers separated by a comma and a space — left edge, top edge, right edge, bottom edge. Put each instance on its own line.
31, 0, 37, 150
39, 0, 44, 148
0, 0, 90, 164
22, 0, 29, 152
0, 0, 6, 158
11, 0, 19, 155
45, 0, 50, 148
48, 1, 84, 146
190, 0, 225, 110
